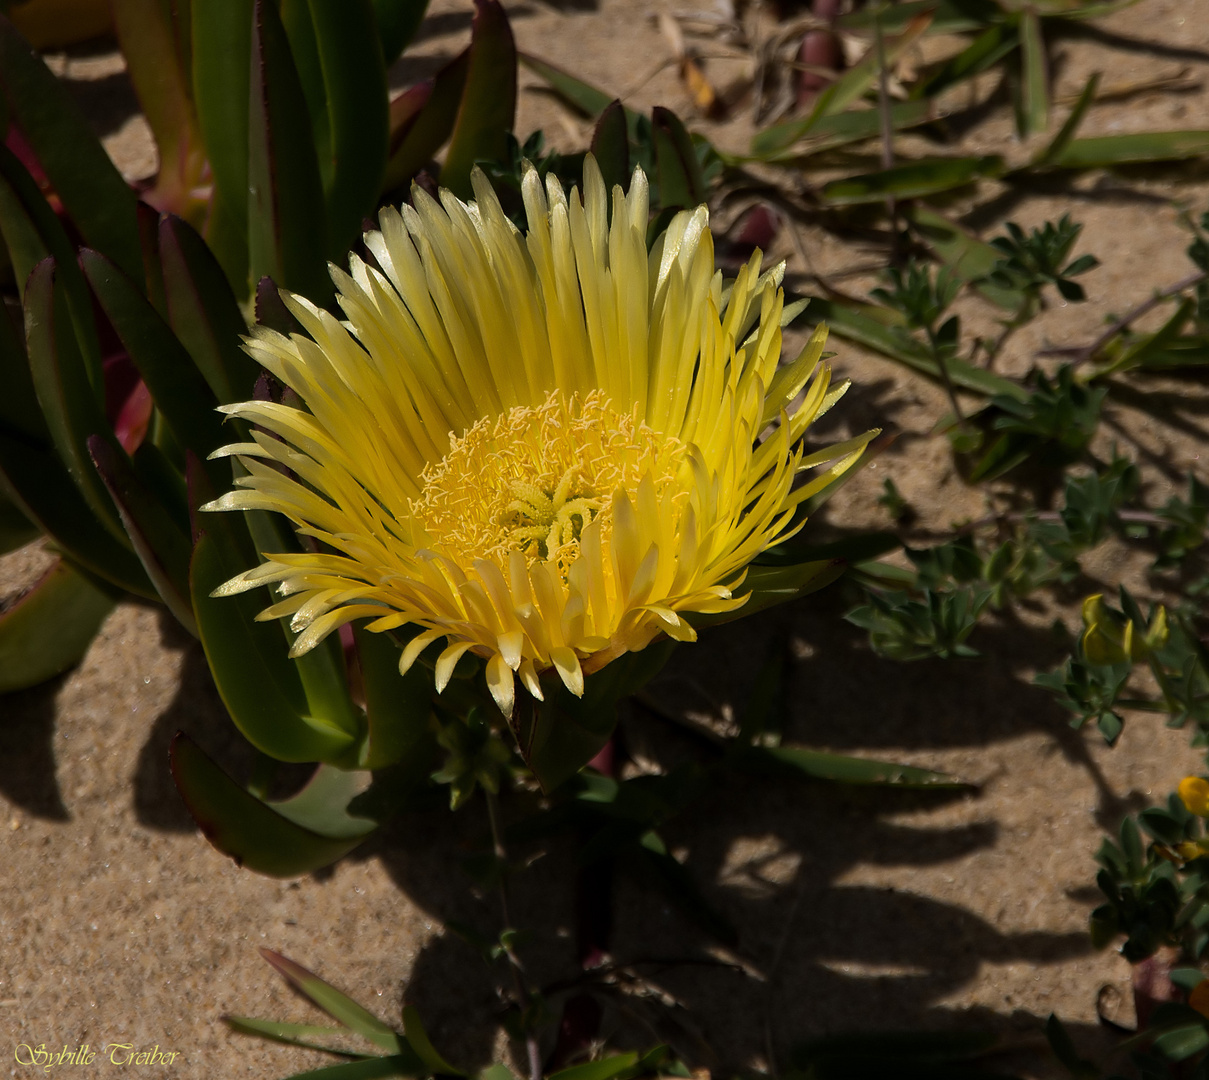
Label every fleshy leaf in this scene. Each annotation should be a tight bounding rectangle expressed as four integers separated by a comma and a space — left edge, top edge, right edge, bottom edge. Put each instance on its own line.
247, 0, 331, 302
0, 16, 143, 280
0, 142, 104, 391
112, 0, 206, 219
354, 624, 434, 771
169, 734, 376, 876
191, 0, 254, 288
87, 436, 196, 635
381, 49, 469, 194
372, 0, 429, 66
1017, 9, 1049, 136
23, 258, 131, 545
0, 557, 115, 693
304, 0, 389, 257
439, 0, 516, 199
80, 248, 227, 474
590, 100, 630, 196
652, 106, 706, 211
402, 1007, 464, 1077
190, 528, 359, 764
159, 213, 259, 402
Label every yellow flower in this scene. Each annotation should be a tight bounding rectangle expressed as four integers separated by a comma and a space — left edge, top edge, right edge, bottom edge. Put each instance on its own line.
204, 159, 873, 717
1180, 776, 1209, 817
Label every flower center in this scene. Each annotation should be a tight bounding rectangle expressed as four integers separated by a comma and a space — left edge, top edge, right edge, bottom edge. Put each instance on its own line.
412, 390, 683, 575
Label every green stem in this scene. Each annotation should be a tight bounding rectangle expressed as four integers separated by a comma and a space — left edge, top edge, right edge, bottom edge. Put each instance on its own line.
484, 787, 542, 1080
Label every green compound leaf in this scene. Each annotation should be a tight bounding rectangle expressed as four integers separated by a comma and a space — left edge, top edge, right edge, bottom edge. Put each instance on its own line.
0, 557, 116, 693
169, 734, 377, 877
0, 16, 143, 281
439, 0, 516, 199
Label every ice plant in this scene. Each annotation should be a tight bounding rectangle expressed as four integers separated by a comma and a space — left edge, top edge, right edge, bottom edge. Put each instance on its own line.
204, 158, 872, 718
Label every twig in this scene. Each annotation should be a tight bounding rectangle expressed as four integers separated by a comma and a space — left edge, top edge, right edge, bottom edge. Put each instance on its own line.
485, 789, 543, 1080
1038, 269, 1208, 368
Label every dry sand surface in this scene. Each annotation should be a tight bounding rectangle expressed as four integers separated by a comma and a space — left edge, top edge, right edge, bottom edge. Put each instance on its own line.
3, 0, 1209, 1075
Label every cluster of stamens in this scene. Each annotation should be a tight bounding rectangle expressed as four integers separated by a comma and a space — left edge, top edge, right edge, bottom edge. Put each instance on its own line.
410, 390, 683, 578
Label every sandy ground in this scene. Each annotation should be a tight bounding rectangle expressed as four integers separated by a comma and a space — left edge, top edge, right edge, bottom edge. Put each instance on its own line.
3, 0, 1209, 1076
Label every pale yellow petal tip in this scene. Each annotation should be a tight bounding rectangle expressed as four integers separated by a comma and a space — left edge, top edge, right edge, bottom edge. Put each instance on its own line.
1180, 776, 1209, 817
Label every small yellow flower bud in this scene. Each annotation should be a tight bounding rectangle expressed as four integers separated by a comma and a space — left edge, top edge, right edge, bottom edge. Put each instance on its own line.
1179, 776, 1209, 817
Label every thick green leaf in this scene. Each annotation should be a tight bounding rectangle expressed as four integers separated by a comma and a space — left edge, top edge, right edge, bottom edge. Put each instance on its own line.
799, 297, 1029, 399
820, 155, 1003, 205
0, 17, 143, 280
112, 0, 205, 210
735, 745, 970, 789
354, 625, 433, 771
0, 487, 38, 554
0, 427, 152, 596
0, 273, 42, 441
0, 143, 104, 391
1017, 9, 1049, 137
908, 206, 1027, 310
192, 0, 253, 282
0, 557, 115, 693
159, 213, 259, 402
402, 1006, 464, 1076
264, 951, 402, 1053
652, 107, 706, 210
24, 258, 129, 542
303, 0, 389, 259
87, 436, 195, 635
439, 0, 516, 198
247, 0, 331, 301
590, 100, 630, 196
80, 249, 226, 474
190, 529, 359, 764
372, 0, 429, 66
1043, 130, 1209, 169
238, 504, 365, 745
381, 50, 468, 193
169, 734, 374, 876
270, 763, 378, 839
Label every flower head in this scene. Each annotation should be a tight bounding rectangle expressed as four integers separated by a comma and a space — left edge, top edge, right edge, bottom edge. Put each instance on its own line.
205, 159, 871, 716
